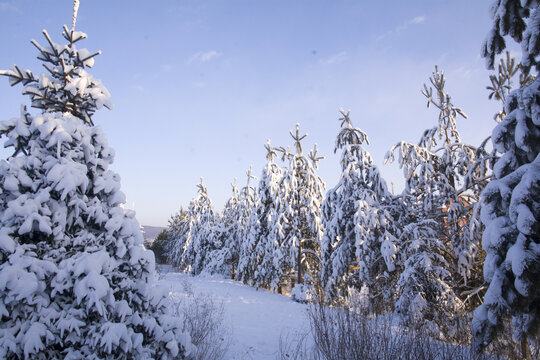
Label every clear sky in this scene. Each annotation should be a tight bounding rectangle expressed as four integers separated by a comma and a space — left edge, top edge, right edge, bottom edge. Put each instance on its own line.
1, 1, 506, 226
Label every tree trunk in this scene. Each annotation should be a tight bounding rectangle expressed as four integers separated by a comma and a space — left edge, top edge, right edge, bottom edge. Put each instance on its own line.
520, 336, 531, 360
297, 238, 303, 285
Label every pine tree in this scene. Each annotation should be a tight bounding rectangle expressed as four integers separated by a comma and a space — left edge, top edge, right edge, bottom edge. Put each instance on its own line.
207, 170, 257, 279
386, 67, 492, 322
472, 1, 540, 357
238, 142, 283, 287
228, 168, 257, 279
321, 110, 394, 309
276, 124, 326, 294
0, 26, 190, 358
395, 215, 461, 338
204, 179, 240, 277
181, 178, 218, 275
165, 208, 189, 268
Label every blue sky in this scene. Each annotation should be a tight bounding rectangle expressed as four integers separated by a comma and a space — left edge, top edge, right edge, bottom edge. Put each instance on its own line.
1, 1, 506, 226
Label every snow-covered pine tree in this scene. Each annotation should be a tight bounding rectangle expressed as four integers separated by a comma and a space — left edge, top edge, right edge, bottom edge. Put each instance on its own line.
0, 26, 191, 359
204, 179, 240, 277
227, 167, 257, 279
395, 216, 461, 338
386, 67, 489, 316
276, 124, 325, 296
165, 208, 189, 269
321, 110, 395, 309
238, 143, 283, 287
206, 169, 256, 279
386, 67, 494, 336
472, 1, 540, 357
181, 178, 219, 275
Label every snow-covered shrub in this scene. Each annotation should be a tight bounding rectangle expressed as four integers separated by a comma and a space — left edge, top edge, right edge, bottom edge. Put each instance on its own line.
280, 304, 498, 360
346, 285, 371, 315
172, 281, 230, 360
291, 283, 316, 304
0, 26, 191, 359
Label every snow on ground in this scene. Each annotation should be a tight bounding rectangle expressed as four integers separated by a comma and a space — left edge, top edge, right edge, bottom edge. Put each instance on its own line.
158, 267, 309, 360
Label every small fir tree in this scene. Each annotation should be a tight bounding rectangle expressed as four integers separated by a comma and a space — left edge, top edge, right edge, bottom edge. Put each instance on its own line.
395, 216, 461, 338
228, 168, 257, 279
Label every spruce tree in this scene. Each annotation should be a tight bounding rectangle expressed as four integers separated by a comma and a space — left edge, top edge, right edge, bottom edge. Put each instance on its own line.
472, 1, 540, 357
0, 26, 190, 358
386, 67, 498, 336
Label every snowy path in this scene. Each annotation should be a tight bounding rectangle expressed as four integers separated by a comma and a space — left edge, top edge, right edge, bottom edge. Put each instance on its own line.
159, 269, 309, 360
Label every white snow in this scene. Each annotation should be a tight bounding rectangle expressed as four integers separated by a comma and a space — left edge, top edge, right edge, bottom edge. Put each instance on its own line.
159, 268, 309, 360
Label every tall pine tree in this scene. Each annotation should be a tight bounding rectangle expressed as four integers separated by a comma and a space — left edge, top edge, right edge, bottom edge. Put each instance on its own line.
238, 143, 283, 287
386, 67, 496, 336
276, 124, 325, 292
321, 110, 394, 309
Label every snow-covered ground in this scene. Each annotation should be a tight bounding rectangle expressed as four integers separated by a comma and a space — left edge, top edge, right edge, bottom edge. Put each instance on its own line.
159, 267, 309, 360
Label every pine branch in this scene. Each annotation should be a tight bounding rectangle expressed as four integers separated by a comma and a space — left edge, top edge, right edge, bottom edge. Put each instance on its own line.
0, 66, 38, 86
